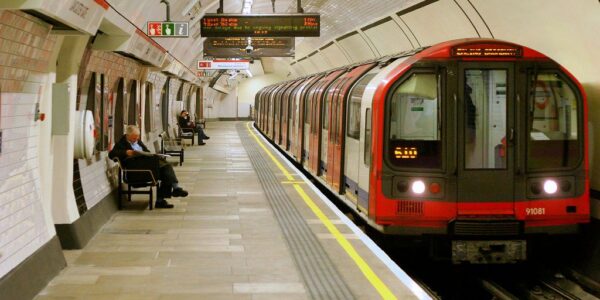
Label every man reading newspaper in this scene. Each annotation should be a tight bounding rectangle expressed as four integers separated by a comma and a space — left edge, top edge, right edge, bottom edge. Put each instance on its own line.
109, 125, 188, 208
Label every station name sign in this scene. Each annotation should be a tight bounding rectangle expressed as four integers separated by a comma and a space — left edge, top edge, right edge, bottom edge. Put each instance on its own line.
147, 21, 189, 37
200, 13, 320, 37
197, 60, 250, 70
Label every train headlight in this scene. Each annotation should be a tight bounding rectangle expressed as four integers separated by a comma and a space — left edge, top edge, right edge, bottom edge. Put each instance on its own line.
543, 180, 558, 194
412, 180, 426, 194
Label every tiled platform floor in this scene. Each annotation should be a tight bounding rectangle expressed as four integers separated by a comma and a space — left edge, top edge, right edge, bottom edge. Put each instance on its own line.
35, 121, 422, 300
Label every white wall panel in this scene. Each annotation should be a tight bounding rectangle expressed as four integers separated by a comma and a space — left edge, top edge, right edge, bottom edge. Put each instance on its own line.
400, 0, 479, 46
308, 52, 332, 73
320, 44, 350, 68
363, 18, 414, 55
337, 33, 376, 63
299, 59, 318, 75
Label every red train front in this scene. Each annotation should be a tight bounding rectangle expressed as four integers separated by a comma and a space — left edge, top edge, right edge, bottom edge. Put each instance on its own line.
254, 39, 590, 263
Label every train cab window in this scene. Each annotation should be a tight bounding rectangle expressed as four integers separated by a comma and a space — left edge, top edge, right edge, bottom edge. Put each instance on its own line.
387, 72, 441, 169
464, 69, 507, 169
528, 73, 581, 170
348, 73, 376, 139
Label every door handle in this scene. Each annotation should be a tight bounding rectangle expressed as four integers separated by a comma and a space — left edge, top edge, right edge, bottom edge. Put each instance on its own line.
509, 128, 515, 143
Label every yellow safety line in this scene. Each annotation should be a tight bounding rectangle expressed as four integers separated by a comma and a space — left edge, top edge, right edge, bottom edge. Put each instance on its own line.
246, 122, 397, 300
281, 181, 306, 184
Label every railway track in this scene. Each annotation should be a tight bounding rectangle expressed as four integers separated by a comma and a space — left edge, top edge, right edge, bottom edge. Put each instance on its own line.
481, 270, 599, 300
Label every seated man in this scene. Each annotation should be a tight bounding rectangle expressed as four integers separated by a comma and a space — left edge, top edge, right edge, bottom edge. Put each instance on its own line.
109, 125, 188, 208
178, 110, 209, 145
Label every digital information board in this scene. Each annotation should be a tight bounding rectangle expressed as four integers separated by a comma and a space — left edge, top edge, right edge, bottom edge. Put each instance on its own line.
203, 37, 295, 58
200, 14, 320, 37
147, 21, 189, 37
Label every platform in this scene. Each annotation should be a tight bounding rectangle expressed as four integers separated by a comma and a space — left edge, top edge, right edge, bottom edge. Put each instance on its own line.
35, 121, 429, 300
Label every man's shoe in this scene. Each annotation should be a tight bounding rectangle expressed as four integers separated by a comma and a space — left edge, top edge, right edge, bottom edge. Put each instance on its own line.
198, 142, 206, 145
155, 200, 174, 208
172, 188, 189, 197
203, 136, 210, 140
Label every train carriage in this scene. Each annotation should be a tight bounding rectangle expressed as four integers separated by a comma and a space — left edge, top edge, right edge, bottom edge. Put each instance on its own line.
255, 38, 590, 263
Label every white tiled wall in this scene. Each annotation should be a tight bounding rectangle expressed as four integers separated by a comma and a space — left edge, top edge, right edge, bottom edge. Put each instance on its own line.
0, 10, 54, 278
76, 50, 145, 210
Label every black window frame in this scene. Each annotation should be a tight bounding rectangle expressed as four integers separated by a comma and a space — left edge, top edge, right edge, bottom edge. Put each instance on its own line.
526, 69, 584, 172
383, 68, 445, 172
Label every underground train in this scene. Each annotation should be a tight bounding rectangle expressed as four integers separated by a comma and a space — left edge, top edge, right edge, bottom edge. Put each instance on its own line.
254, 38, 590, 263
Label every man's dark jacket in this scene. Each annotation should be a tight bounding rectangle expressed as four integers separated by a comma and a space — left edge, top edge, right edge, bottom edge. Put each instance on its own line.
178, 116, 193, 129
109, 135, 152, 168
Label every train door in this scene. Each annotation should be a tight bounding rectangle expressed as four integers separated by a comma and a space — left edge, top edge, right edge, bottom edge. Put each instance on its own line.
455, 62, 515, 215
295, 76, 320, 163
321, 77, 346, 177
273, 87, 281, 141
281, 87, 289, 146
286, 81, 302, 150
308, 70, 344, 175
344, 70, 378, 208
328, 64, 376, 191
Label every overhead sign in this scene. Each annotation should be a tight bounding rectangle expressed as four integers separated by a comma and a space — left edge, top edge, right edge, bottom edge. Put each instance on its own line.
197, 60, 250, 70
147, 21, 189, 37
207, 37, 292, 48
200, 13, 320, 37
203, 37, 295, 58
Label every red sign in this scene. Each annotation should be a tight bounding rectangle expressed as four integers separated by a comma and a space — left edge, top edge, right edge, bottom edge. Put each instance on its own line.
198, 61, 212, 68
148, 22, 162, 36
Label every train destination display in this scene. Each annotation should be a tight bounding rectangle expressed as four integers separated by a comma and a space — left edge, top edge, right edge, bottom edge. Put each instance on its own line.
200, 14, 320, 37
203, 37, 295, 58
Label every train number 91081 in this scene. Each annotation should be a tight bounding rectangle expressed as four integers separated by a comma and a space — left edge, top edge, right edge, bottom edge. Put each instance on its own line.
526, 207, 546, 215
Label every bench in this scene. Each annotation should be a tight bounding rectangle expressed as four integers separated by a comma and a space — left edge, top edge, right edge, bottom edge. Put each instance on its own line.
159, 131, 184, 166
176, 125, 195, 146
195, 116, 206, 129
113, 156, 160, 210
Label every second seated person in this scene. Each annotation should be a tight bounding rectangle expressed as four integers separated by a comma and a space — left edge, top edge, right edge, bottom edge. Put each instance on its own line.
178, 110, 209, 145
109, 125, 188, 208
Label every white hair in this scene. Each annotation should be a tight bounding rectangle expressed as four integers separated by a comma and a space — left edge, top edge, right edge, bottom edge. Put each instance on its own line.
126, 125, 140, 136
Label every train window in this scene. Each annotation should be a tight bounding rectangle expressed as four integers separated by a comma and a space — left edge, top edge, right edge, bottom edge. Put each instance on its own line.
323, 89, 332, 130
144, 82, 153, 134
304, 89, 313, 124
528, 72, 581, 170
465, 69, 507, 170
387, 72, 441, 169
364, 108, 371, 166
348, 73, 376, 139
